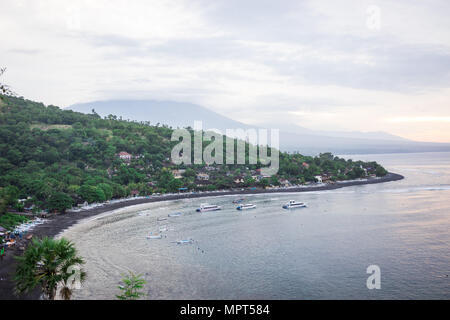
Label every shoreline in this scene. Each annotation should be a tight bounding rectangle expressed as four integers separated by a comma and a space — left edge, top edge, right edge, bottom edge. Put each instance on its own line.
0, 172, 403, 300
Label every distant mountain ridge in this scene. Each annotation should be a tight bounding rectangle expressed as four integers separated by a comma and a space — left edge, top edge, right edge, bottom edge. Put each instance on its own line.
69, 100, 251, 131
69, 100, 450, 155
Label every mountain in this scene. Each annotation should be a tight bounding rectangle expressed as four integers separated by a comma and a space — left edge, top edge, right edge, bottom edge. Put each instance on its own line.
258, 122, 408, 142
0, 94, 389, 213
69, 100, 450, 155
69, 100, 252, 131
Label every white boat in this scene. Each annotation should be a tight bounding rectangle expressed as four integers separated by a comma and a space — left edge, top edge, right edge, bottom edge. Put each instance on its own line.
282, 200, 307, 209
196, 204, 221, 212
147, 234, 162, 239
177, 239, 194, 244
159, 226, 168, 232
237, 203, 256, 210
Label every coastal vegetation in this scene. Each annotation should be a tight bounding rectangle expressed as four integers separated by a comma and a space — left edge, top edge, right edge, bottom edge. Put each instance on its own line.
0, 213, 29, 231
14, 237, 86, 300
116, 271, 147, 300
0, 94, 388, 215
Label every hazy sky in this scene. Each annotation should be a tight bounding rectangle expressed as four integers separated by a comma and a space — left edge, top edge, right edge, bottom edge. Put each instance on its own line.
1, 0, 450, 142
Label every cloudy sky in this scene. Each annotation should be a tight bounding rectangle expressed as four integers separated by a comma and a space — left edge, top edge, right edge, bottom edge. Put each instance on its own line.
1, 0, 450, 142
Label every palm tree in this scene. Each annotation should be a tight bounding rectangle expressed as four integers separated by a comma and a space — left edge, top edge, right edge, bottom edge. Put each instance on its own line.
14, 237, 86, 300
116, 271, 147, 300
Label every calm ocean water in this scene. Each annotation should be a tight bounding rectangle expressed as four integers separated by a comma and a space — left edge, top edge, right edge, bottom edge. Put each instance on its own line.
63, 152, 450, 299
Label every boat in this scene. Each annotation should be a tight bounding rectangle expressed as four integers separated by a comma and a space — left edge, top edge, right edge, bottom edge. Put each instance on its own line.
147, 234, 162, 239
196, 204, 221, 212
237, 203, 256, 210
232, 198, 245, 204
159, 226, 168, 232
177, 239, 194, 244
168, 212, 182, 217
282, 200, 307, 209
157, 217, 168, 221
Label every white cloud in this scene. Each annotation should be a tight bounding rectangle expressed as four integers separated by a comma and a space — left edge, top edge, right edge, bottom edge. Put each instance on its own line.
1, 0, 449, 142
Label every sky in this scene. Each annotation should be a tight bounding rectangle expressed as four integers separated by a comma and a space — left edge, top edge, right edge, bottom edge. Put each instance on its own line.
1, 0, 450, 142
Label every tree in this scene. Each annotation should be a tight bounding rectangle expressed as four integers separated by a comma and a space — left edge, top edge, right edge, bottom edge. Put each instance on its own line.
116, 271, 147, 300
0, 67, 15, 96
0, 186, 19, 214
375, 165, 388, 177
98, 183, 113, 200
259, 178, 270, 188
269, 175, 280, 186
78, 184, 98, 203
47, 192, 73, 213
0, 190, 7, 215
14, 237, 86, 300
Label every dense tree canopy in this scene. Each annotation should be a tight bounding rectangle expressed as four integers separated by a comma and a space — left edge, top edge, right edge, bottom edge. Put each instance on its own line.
0, 95, 387, 213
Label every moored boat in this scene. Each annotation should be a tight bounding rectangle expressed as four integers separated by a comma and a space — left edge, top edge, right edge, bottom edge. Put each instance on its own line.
147, 234, 162, 239
237, 203, 256, 210
176, 238, 194, 244
282, 200, 307, 209
196, 204, 221, 212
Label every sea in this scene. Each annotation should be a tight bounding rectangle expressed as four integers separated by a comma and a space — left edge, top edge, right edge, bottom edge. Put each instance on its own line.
61, 152, 450, 299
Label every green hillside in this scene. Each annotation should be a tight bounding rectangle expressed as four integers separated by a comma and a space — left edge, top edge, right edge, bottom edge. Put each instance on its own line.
0, 95, 387, 214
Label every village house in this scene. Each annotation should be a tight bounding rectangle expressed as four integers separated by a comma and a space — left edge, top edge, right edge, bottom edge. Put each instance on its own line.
234, 178, 245, 184
314, 175, 323, 183
279, 179, 291, 187
118, 151, 132, 161
302, 162, 310, 169
361, 166, 368, 176
172, 169, 186, 179
196, 173, 210, 181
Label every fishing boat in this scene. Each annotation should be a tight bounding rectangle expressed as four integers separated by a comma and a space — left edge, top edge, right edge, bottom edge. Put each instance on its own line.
157, 217, 168, 221
232, 198, 245, 204
282, 200, 307, 209
168, 212, 182, 217
236, 203, 256, 210
147, 234, 162, 239
177, 239, 194, 244
196, 204, 221, 212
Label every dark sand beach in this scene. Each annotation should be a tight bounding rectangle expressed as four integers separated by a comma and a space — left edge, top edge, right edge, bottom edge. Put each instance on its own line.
0, 173, 403, 300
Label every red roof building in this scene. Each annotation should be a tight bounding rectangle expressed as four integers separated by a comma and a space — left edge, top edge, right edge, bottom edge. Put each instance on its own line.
118, 151, 132, 161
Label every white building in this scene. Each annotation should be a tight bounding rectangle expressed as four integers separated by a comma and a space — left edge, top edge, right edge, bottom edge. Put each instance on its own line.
196, 173, 210, 181
172, 169, 186, 179
118, 151, 132, 161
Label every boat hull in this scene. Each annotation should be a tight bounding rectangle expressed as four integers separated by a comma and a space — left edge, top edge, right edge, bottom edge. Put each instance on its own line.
147, 235, 162, 239
197, 207, 221, 212
237, 205, 256, 210
282, 204, 307, 209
